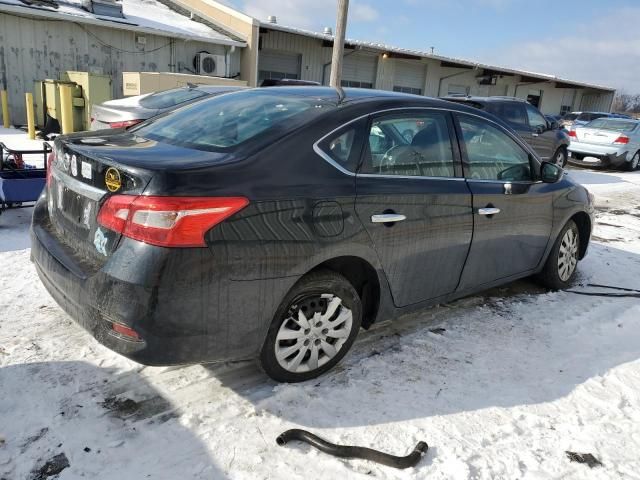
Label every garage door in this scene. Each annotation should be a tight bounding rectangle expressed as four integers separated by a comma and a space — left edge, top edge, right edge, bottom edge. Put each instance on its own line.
258, 51, 301, 82
488, 84, 507, 96
342, 53, 377, 88
393, 61, 426, 95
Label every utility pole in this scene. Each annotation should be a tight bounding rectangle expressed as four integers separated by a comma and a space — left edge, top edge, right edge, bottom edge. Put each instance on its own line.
329, 0, 349, 88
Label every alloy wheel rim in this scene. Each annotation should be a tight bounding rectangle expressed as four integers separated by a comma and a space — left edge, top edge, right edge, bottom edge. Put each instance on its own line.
632, 154, 639, 170
275, 294, 353, 373
555, 151, 565, 167
558, 228, 578, 281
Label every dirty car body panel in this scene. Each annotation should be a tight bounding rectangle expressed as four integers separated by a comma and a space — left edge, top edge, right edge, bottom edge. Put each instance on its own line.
31, 87, 594, 366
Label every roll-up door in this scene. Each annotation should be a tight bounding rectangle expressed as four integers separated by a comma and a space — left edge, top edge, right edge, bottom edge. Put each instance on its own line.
258, 51, 301, 81
488, 84, 508, 96
342, 53, 377, 88
393, 61, 426, 95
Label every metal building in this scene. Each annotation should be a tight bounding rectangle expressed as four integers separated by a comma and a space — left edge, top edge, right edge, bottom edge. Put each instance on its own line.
169, 0, 615, 114
0, 0, 617, 125
0, 0, 245, 123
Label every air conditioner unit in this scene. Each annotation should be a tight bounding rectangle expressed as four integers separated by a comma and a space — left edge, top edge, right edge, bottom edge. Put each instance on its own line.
195, 53, 226, 76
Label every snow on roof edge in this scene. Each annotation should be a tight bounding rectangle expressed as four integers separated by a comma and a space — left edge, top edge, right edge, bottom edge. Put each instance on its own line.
0, 0, 246, 46
261, 22, 615, 93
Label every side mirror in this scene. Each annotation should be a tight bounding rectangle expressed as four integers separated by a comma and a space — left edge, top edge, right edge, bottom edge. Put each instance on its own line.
541, 161, 563, 183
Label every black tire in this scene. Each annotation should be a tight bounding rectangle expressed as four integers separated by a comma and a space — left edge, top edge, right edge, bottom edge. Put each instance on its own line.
536, 220, 580, 290
552, 147, 568, 168
259, 270, 362, 383
624, 151, 639, 171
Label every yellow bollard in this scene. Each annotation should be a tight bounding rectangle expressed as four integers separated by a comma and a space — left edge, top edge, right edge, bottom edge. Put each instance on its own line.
1, 90, 9, 128
25, 92, 36, 140
59, 84, 74, 134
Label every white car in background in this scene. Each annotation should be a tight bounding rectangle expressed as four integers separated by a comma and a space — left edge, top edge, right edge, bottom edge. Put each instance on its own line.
568, 117, 640, 171
90, 85, 243, 130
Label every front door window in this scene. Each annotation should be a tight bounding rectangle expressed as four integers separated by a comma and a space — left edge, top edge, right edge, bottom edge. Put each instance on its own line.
458, 116, 533, 182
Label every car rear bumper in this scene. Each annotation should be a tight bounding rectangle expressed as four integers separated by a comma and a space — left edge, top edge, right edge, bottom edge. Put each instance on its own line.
567, 144, 629, 168
29, 194, 272, 366
30, 221, 210, 365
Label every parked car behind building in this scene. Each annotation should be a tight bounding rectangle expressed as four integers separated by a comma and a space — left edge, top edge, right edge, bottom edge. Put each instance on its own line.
442, 96, 571, 167
568, 117, 640, 171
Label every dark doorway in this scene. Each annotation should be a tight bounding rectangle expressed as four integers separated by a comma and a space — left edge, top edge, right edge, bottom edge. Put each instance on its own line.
527, 94, 541, 108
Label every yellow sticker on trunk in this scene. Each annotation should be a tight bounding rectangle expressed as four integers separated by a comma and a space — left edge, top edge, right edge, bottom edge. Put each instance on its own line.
105, 167, 122, 192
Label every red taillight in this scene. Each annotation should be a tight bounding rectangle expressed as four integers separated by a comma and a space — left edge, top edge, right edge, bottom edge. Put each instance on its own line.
109, 119, 143, 129
97, 196, 249, 247
46, 151, 55, 187
111, 322, 141, 341
613, 135, 629, 144
568, 130, 577, 138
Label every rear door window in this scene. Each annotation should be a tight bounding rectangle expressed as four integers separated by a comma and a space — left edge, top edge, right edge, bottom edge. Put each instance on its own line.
488, 102, 528, 130
361, 111, 456, 178
457, 114, 533, 182
525, 104, 548, 132
316, 119, 367, 173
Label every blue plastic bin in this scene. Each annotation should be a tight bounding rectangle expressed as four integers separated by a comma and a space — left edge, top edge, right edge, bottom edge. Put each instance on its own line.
0, 169, 46, 203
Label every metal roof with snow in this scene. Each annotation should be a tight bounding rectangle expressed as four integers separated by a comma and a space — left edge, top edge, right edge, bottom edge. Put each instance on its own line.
261, 22, 614, 92
0, 0, 246, 46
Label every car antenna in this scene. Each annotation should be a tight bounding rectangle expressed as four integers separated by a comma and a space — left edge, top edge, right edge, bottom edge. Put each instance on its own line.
186, 82, 198, 89
336, 86, 346, 104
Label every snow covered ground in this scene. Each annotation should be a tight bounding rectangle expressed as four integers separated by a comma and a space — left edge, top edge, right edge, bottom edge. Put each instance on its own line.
1, 160, 640, 479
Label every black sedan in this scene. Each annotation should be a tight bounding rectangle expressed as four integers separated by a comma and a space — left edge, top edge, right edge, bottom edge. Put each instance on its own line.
31, 87, 594, 382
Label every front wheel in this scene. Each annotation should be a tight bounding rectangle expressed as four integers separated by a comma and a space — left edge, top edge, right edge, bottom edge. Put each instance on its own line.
259, 270, 362, 383
625, 151, 639, 171
553, 147, 568, 168
536, 220, 580, 290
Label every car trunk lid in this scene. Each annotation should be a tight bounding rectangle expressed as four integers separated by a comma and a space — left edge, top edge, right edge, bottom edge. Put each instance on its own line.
47, 137, 153, 263
47, 131, 235, 263
574, 126, 625, 145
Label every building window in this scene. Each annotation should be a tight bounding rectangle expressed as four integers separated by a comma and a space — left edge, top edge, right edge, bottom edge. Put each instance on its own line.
341, 80, 373, 89
393, 86, 422, 95
258, 71, 299, 81
560, 105, 572, 115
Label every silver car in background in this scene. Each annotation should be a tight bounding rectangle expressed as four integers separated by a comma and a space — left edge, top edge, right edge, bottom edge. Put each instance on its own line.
568, 117, 640, 171
90, 85, 243, 130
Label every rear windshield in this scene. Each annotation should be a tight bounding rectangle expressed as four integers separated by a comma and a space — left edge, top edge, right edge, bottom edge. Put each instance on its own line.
577, 112, 608, 121
563, 113, 578, 121
586, 119, 638, 132
133, 90, 334, 151
139, 88, 209, 109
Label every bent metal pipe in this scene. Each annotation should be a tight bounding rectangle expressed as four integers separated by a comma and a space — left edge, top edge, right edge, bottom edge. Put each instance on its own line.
276, 429, 428, 469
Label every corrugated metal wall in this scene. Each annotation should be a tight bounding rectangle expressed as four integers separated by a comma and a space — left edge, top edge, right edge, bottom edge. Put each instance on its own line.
258, 28, 614, 112
259, 29, 331, 84
0, 12, 241, 123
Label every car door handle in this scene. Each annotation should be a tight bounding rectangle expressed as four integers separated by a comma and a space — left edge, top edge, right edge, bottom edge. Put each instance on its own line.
478, 207, 501, 216
371, 214, 407, 223
532, 133, 539, 137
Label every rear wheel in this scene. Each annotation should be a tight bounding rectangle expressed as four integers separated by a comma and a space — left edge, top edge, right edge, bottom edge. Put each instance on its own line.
259, 270, 362, 382
537, 220, 580, 290
625, 151, 639, 171
553, 147, 568, 168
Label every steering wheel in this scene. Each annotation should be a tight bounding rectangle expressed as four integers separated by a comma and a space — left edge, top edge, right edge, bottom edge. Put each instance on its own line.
380, 145, 421, 175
